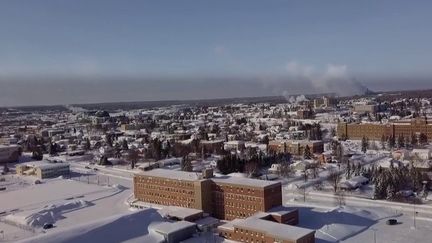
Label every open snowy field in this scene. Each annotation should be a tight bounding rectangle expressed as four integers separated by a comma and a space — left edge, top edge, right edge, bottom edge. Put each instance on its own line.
0, 178, 131, 242
285, 201, 432, 243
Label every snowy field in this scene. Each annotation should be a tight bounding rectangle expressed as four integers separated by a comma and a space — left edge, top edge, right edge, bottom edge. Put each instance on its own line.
285, 198, 432, 243
0, 178, 131, 242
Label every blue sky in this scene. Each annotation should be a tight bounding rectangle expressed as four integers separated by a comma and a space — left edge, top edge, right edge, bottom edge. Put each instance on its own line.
0, 0, 432, 105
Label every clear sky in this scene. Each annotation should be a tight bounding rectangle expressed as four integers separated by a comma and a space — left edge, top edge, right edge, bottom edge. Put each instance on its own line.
1, 0, 432, 106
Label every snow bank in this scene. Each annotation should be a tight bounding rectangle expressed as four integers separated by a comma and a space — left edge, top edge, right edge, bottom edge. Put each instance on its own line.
110, 184, 126, 190
5, 200, 92, 228
299, 206, 400, 242
18, 209, 165, 243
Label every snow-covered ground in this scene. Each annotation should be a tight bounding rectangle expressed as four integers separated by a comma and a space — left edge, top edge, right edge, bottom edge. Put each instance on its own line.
0, 177, 131, 242
17, 209, 166, 243
3, 152, 432, 243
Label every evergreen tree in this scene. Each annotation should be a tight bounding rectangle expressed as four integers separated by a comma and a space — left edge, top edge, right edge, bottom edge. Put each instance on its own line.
99, 156, 112, 166
127, 149, 139, 169
303, 145, 312, 159
388, 136, 396, 149
122, 139, 129, 150
31, 146, 43, 160
397, 135, 405, 148
411, 134, 418, 147
361, 137, 368, 153
84, 137, 91, 151
346, 160, 352, 179
419, 133, 428, 145
181, 156, 193, 172
48, 142, 57, 155
386, 183, 396, 200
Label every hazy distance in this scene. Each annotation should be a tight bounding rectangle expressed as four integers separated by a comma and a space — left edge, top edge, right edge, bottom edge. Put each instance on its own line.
1, 0, 432, 106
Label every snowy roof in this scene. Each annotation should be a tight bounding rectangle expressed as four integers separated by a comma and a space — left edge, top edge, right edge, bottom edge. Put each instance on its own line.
211, 175, 280, 188
233, 218, 314, 240
150, 221, 196, 235
136, 169, 203, 182
21, 161, 69, 170
37, 163, 70, 170
158, 206, 202, 219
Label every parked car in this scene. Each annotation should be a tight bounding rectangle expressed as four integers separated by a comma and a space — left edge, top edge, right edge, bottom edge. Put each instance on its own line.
43, 223, 54, 229
386, 219, 398, 225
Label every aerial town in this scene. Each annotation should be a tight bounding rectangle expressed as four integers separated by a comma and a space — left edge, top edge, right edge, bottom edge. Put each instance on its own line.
2, 1, 432, 243
1, 90, 432, 243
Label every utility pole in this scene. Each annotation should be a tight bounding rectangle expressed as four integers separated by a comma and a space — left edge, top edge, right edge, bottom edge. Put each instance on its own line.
413, 203, 418, 229
370, 228, 377, 243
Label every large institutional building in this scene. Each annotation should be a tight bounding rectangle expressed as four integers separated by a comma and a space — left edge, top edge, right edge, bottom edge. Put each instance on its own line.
134, 168, 316, 243
337, 117, 432, 141
133, 169, 283, 221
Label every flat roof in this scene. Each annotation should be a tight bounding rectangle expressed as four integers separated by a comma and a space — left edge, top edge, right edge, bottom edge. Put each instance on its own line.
158, 206, 203, 219
150, 221, 196, 235
211, 176, 280, 189
136, 169, 203, 182
234, 218, 314, 241
19, 161, 69, 170
136, 169, 281, 188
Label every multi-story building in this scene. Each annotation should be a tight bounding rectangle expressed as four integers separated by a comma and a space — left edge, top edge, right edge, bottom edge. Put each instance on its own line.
313, 96, 337, 109
133, 169, 214, 213
296, 110, 314, 119
133, 169, 283, 221
337, 117, 432, 141
268, 140, 324, 156
210, 176, 282, 220
353, 104, 378, 113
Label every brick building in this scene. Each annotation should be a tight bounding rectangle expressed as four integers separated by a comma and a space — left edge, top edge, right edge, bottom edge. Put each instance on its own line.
268, 140, 324, 156
337, 117, 432, 141
133, 169, 284, 221
211, 176, 282, 220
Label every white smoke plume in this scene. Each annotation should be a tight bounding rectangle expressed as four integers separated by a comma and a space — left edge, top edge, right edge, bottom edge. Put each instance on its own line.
283, 92, 309, 104
284, 61, 368, 97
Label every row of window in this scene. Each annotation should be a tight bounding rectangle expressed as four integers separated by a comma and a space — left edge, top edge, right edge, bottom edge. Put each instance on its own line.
144, 199, 192, 208
137, 191, 195, 203
135, 183, 194, 195
213, 185, 259, 194
136, 177, 194, 188
224, 201, 260, 211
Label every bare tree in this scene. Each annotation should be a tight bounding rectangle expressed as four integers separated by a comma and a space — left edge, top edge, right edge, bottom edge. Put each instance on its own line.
278, 162, 293, 178
244, 161, 259, 178
296, 185, 309, 202
327, 168, 342, 193
335, 190, 346, 207
127, 149, 140, 169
